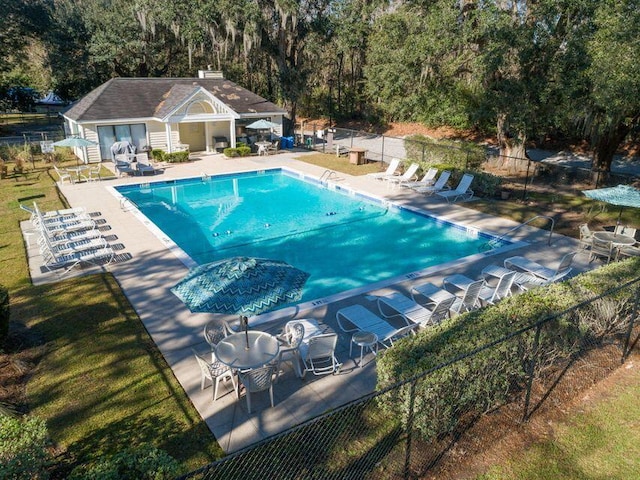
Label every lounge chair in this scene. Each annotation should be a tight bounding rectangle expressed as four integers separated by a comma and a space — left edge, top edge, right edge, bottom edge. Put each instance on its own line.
40, 235, 108, 257
336, 304, 417, 348
414, 170, 451, 196
442, 277, 484, 314
504, 251, 576, 289
135, 153, 157, 175
367, 158, 401, 180
377, 291, 455, 328
436, 173, 474, 203
478, 269, 516, 305
385, 163, 420, 187
42, 244, 115, 274
114, 154, 135, 177
403, 168, 438, 189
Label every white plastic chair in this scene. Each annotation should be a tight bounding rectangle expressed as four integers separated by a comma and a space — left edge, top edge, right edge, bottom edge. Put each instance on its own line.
367, 158, 400, 180
578, 224, 593, 250
53, 165, 74, 185
238, 365, 276, 413
436, 173, 474, 203
589, 238, 613, 264
414, 171, 451, 196
478, 270, 516, 305
403, 168, 438, 189
614, 225, 637, 238
301, 333, 340, 377
448, 279, 484, 314
386, 163, 420, 187
193, 349, 238, 402
203, 321, 228, 361
274, 321, 305, 381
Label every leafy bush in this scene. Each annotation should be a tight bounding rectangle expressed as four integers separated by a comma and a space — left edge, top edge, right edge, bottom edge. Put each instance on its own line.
404, 134, 485, 170
223, 147, 239, 157
0, 284, 8, 348
150, 149, 165, 162
237, 145, 251, 157
376, 257, 640, 442
163, 151, 189, 163
0, 415, 51, 480
68, 445, 180, 480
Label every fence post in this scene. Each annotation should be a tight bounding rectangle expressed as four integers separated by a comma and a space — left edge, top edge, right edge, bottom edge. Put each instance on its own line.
350, 130, 354, 148
522, 322, 542, 422
422, 143, 426, 163
403, 379, 417, 480
522, 159, 531, 201
381, 135, 385, 164
622, 285, 640, 361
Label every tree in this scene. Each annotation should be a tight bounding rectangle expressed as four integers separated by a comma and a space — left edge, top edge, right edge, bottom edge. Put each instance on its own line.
584, 0, 640, 174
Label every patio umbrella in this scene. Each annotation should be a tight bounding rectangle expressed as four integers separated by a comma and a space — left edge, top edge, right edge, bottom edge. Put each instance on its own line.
53, 136, 98, 165
246, 119, 279, 130
171, 257, 310, 348
582, 184, 640, 226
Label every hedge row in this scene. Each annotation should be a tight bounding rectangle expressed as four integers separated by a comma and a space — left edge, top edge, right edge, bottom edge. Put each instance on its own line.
376, 257, 640, 441
150, 149, 190, 163
223, 145, 252, 157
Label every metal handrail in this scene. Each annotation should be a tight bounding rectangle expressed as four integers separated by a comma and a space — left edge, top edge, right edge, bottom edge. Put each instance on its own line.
486, 215, 556, 248
320, 169, 338, 182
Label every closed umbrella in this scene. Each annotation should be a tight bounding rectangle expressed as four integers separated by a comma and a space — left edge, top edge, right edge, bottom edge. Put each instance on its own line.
582, 184, 640, 227
171, 257, 309, 348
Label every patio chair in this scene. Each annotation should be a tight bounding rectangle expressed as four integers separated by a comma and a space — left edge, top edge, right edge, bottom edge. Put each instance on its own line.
377, 291, 455, 328
617, 244, 640, 259
192, 349, 238, 402
53, 165, 74, 185
385, 163, 420, 187
273, 321, 305, 381
267, 140, 280, 155
589, 238, 614, 264
614, 225, 637, 238
504, 251, 576, 290
40, 235, 108, 257
336, 304, 418, 349
42, 243, 115, 274
88, 164, 102, 181
414, 170, 451, 196
238, 365, 276, 413
301, 333, 341, 377
436, 173, 474, 203
203, 321, 228, 361
367, 158, 401, 180
478, 270, 516, 305
114, 154, 134, 177
402, 168, 438, 189
578, 224, 593, 250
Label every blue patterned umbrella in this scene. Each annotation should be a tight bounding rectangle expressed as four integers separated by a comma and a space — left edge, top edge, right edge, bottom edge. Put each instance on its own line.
583, 184, 640, 222
170, 257, 310, 316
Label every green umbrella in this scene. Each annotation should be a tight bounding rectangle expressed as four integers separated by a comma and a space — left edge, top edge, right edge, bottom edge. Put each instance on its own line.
582, 184, 640, 225
53, 136, 98, 165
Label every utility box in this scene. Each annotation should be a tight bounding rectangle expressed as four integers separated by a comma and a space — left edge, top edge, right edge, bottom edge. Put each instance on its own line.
349, 147, 366, 165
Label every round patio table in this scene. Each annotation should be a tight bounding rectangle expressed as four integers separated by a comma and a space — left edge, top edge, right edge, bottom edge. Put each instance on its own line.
592, 231, 636, 247
215, 331, 280, 370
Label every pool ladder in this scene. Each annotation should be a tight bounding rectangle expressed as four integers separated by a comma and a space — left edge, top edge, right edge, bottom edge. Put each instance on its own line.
484, 215, 556, 249
320, 169, 339, 182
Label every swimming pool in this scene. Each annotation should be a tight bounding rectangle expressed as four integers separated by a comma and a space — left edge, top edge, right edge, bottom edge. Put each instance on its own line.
115, 168, 508, 305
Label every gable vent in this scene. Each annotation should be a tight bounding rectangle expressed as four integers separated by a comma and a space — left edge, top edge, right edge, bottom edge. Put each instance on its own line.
198, 69, 224, 79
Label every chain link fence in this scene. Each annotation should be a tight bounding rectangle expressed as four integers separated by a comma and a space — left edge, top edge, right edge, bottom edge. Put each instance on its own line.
179, 276, 640, 480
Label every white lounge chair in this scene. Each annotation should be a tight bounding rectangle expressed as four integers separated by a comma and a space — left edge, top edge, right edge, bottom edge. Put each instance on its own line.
436, 173, 474, 203
367, 158, 401, 180
385, 163, 420, 187
40, 235, 108, 257
504, 251, 576, 289
336, 304, 417, 348
135, 153, 157, 175
377, 291, 455, 328
414, 171, 451, 196
403, 168, 438, 189
42, 244, 115, 273
114, 154, 135, 177
478, 269, 516, 305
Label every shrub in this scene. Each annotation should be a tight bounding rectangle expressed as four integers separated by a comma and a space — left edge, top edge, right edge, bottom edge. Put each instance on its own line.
376, 257, 640, 442
163, 151, 190, 163
0, 284, 8, 348
0, 415, 51, 480
223, 147, 239, 157
237, 145, 251, 157
404, 134, 485, 171
68, 445, 180, 480
150, 149, 165, 162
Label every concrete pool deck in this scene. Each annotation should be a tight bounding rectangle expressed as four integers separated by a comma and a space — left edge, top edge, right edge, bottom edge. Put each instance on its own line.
23, 150, 592, 453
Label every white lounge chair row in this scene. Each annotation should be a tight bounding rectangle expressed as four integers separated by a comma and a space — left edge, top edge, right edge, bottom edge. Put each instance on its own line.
114, 153, 159, 177
26, 202, 115, 274
367, 160, 474, 202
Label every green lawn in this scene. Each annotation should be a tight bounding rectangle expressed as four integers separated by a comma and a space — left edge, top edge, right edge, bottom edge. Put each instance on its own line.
0, 159, 223, 475
477, 365, 640, 479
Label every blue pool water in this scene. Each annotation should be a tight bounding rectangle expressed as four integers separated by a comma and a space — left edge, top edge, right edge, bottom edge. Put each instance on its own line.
117, 169, 503, 303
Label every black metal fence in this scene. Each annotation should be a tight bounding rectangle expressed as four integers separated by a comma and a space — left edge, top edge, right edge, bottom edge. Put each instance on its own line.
179, 276, 640, 480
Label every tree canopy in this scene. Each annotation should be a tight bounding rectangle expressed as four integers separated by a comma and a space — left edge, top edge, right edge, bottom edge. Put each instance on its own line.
2, 0, 639, 171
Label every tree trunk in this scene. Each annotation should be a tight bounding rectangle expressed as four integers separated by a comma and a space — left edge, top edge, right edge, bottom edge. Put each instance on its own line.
496, 113, 528, 172
591, 121, 630, 183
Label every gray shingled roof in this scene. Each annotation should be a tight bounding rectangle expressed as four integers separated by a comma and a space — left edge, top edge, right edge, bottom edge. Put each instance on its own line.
64, 77, 286, 122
